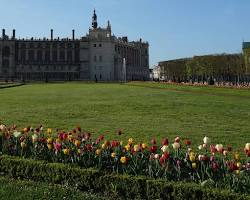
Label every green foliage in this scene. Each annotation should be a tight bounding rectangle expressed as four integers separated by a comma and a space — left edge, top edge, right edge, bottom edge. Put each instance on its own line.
0, 156, 249, 200
0, 176, 104, 200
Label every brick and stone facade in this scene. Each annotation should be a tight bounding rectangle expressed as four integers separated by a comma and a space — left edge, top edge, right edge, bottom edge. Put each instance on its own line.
0, 10, 149, 81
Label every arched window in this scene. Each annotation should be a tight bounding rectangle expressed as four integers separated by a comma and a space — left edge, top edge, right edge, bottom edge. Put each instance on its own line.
2, 46, 11, 57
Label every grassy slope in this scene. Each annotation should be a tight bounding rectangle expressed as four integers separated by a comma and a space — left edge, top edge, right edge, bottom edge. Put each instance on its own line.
0, 82, 249, 149
0, 177, 103, 200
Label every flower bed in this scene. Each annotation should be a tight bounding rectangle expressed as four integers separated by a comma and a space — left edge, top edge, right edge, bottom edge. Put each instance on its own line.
0, 124, 250, 195
0, 156, 249, 200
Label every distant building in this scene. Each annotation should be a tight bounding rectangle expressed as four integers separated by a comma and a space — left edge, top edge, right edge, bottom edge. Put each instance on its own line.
243, 42, 250, 74
152, 65, 161, 80
0, 10, 149, 81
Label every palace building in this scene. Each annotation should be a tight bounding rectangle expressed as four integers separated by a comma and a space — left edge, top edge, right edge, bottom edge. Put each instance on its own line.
0, 10, 149, 81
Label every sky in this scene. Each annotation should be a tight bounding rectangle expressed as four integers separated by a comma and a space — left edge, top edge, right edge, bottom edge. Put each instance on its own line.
0, 0, 250, 67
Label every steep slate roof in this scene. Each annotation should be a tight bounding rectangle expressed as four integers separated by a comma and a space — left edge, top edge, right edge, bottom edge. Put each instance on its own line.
243, 42, 250, 49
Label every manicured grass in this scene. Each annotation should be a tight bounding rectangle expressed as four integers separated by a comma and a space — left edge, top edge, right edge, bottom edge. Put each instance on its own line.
0, 82, 249, 149
0, 176, 104, 200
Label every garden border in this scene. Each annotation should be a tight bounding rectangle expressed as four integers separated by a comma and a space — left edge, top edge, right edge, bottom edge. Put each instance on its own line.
0, 155, 249, 200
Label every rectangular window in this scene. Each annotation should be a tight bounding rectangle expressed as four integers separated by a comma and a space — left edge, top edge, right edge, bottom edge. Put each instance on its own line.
37, 50, 42, 61
94, 55, 97, 62
99, 43, 102, 47
93, 44, 96, 47
99, 56, 102, 62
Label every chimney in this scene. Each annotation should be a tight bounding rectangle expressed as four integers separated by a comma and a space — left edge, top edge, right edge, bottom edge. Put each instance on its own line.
2, 29, 5, 38
72, 29, 75, 40
51, 29, 53, 40
12, 29, 16, 39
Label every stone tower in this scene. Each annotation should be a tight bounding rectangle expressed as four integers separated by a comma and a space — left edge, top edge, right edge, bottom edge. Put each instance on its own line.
92, 9, 98, 29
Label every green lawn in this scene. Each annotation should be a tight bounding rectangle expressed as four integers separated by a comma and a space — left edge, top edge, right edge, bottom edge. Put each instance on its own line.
0, 177, 104, 200
0, 82, 249, 149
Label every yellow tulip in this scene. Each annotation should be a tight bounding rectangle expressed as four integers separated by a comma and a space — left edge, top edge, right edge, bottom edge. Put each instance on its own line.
47, 137, 53, 144
192, 162, 197, 169
47, 128, 52, 134
111, 152, 116, 158
125, 144, 130, 151
47, 144, 53, 150
74, 140, 81, 147
234, 153, 240, 161
236, 162, 242, 169
96, 149, 101, 155
101, 143, 107, 149
63, 148, 70, 155
190, 155, 196, 162
189, 152, 196, 162
142, 143, 147, 149
77, 149, 81, 154
120, 156, 127, 164
134, 145, 140, 152
128, 138, 133, 145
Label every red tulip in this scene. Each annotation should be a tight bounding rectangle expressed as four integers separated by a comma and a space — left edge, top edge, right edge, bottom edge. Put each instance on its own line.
212, 162, 219, 171
159, 156, 166, 165
185, 139, 191, 146
151, 138, 157, 145
98, 135, 104, 141
150, 146, 157, 153
161, 138, 169, 146
54, 142, 62, 151
111, 140, 120, 148
174, 137, 180, 143
210, 145, 216, 153
86, 144, 93, 151
163, 152, 170, 160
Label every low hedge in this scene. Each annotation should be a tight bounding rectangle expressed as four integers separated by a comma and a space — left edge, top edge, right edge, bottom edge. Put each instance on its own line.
0, 155, 249, 200
0, 176, 104, 200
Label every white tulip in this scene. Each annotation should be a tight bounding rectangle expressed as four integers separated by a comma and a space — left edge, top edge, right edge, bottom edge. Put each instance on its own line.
154, 154, 160, 159
172, 142, 180, 150
244, 143, 250, 151
161, 145, 169, 153
13, 131, 21, 138
215, 144, 223, 152
203, 136, 210, 144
